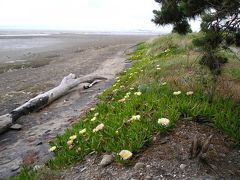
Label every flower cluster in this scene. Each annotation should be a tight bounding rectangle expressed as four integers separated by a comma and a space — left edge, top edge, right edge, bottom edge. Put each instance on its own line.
158, 118, 170, 126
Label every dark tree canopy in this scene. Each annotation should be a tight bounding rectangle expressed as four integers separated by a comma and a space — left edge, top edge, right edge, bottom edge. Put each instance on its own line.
152, 0, 240, 35
152, 0, 240, 74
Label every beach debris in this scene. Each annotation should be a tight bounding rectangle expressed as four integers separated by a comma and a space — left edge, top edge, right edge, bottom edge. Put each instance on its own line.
0, 73, 106, 135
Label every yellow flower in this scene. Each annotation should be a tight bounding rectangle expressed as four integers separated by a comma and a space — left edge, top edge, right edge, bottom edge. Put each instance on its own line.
113, 84, 117, 87
162, 82, 167, 85
115, 130, 119, 134
91, 117, 97, 122
49, 146, 57, 152
94, 113, 99, 117
79, 128, 86, 134
134, 92, 142, 96
93, 123, 104, 132
117, 80, 120, 83
119, 150, 133, 160
69, 135, 77, 141
186, 91, 194, 96
67, 140, 73, 146
158, 118, 170, 126
116, 77, 120, 80
173, 91, 181, 95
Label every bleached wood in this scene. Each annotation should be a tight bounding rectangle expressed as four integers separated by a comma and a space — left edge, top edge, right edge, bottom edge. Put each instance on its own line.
0, 73, 106, 134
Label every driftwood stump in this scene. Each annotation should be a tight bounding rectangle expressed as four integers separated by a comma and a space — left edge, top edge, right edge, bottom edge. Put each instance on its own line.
0, 73, 106, 134
190, 134, 213, 161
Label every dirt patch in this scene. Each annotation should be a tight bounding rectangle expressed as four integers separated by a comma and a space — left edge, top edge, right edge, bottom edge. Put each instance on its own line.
60, 120, 240, 180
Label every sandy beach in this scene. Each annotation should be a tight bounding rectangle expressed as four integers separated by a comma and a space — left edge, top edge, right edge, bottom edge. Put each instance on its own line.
0, 32, 154, 178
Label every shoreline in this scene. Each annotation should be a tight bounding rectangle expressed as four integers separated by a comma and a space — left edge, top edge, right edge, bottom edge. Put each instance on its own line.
0, 34, 152, 178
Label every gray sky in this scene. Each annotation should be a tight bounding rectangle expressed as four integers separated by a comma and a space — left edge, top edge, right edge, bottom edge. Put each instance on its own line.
0, 0, 200, 32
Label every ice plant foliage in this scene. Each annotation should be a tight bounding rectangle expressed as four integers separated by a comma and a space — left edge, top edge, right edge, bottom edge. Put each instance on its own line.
119, 150, 133, 160
158, 118, 170, 126
93, 123, 104, 132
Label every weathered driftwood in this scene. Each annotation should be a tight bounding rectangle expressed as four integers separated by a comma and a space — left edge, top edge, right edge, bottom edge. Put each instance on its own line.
0, 73, 106, 134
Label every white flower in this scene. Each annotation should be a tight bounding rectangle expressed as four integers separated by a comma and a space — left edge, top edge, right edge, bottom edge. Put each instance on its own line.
173, 91, 181, 95
120, 85, 125, 88
130, 87, 134, 90
162, 82, 167, 85
49, 146, 57, 152
124, 92, 131, 98
67, 140, 73, 146
113, 89, 118, 93
117, 80, 120, 83
93, 123, 104, 132
119, 150, 133, 160
186, 91, 194, 96
94, 113, 99, 117
116, 77, 120, 80
91, 117, 97, 122
79, 128, 86, 134
140, 69, 144, 72
156, 65, 160, 67
131, 115, 141, 120
118, 98, 126, 103
158, 118, 170, 126
90, 108, 95, 111
157, 68, 161, 70
69, 135, 77, 141
134, 92, 142, 96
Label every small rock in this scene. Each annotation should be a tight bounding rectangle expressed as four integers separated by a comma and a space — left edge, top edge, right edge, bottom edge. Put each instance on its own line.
99, 154, 113, 167
11, 165, 20, 172
10, 124, 22, 130
145, 175, 152, 180
134, 162, 145, 169
180, 164, 187, 170
36, 141, 43, 146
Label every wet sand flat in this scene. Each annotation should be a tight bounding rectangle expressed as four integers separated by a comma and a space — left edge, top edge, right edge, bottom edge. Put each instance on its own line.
0, 33, 154, 178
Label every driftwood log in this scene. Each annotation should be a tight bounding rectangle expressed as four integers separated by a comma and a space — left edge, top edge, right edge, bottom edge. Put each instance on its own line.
0, 73, 106, 134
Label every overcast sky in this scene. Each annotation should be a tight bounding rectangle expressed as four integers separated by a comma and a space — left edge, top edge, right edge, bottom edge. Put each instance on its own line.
0, 0, 200, 32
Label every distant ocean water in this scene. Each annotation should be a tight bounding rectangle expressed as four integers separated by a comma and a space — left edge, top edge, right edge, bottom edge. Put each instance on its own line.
0, 29, 161, 37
